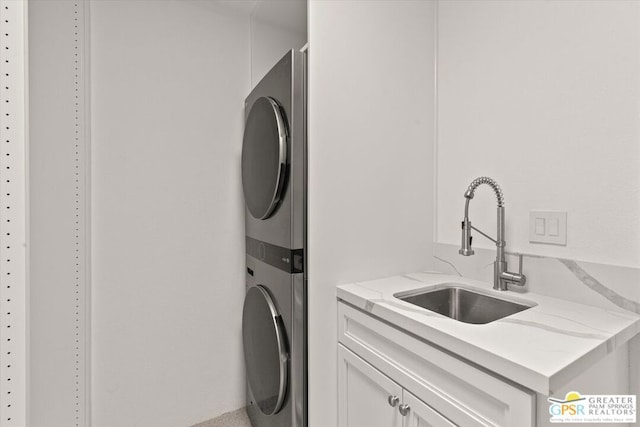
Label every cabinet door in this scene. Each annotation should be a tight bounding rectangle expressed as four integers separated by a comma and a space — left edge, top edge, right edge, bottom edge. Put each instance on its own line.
338, 344, 403, 427
339, 302, 535, 426
401, 390, 456, 427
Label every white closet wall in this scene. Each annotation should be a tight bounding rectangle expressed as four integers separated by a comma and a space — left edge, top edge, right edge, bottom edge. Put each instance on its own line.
27, 0, 311, 425
0, 1, 28, 426
89, 1, 249, 426
28, 1, 91, 426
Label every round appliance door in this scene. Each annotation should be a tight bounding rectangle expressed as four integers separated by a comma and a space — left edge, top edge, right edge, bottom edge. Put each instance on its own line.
242, 285, 288, 415
241, 96, 288, 220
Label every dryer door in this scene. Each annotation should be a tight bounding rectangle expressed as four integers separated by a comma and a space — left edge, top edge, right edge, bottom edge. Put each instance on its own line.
242, 285, 289, 415
241, 96, 288, 220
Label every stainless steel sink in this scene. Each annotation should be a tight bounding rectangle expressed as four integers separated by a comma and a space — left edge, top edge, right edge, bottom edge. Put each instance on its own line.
395, 285, 534, 324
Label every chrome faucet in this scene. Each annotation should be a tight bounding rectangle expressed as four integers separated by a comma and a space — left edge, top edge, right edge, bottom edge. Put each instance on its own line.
459, 177, 526, 291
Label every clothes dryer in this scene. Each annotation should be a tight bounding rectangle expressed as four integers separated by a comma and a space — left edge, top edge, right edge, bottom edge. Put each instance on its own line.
241, 50, 306, 427
241, 50, 305, 252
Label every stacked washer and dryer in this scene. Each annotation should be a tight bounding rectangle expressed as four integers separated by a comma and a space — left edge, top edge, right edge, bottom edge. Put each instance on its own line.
240, 50, 306, 427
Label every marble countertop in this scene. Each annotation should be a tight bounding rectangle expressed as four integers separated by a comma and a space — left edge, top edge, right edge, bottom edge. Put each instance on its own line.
337, 272, 640, 395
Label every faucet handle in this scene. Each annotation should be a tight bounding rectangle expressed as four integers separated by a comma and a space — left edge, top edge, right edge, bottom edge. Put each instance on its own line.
500, 253, 527, 287
518, 253, 524, 275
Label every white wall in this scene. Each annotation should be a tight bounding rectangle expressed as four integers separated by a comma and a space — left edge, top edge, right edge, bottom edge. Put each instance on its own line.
90, 1, 249, 426
0, 1, 28, 425
434, 0, 640, 410
436, 0, 640, 268
307, 1, 436, 426
28, 1, 91, 425
250, 0, 307, 87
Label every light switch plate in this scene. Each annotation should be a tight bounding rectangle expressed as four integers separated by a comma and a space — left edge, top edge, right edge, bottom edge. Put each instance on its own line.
529, 211, 567, 245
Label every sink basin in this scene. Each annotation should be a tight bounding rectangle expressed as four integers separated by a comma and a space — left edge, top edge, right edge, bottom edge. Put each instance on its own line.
395, 285, 534, 324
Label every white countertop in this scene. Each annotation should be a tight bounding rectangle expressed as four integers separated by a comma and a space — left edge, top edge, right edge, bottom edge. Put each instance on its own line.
337, 272, 640, 395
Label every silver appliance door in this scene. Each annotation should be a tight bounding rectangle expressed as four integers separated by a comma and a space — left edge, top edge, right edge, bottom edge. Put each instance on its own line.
241, 96, 288, 220
242, 285, 289, 416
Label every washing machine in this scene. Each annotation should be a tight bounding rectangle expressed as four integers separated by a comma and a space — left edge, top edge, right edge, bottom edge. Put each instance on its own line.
241, 49, 306, 427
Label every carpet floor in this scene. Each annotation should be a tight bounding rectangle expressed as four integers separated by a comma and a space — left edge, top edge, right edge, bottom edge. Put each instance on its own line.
191, 407, 251, 427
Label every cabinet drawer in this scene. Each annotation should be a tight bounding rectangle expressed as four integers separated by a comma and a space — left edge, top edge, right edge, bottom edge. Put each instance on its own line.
338, 302, 535, 427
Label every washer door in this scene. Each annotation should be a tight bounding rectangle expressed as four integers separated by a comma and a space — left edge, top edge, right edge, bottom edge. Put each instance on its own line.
242, 285, 288, 415
241, 96, 288, 220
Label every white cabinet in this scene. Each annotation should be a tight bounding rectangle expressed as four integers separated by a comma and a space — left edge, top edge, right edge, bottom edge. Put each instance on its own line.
338, 302, 536, 427
339, 345, 455, 427
403, 389, 456, 427
338, 345, 403, 427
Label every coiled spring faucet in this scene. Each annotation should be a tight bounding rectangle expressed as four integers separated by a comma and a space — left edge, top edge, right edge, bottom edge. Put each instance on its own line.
459, 177, 526, 291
